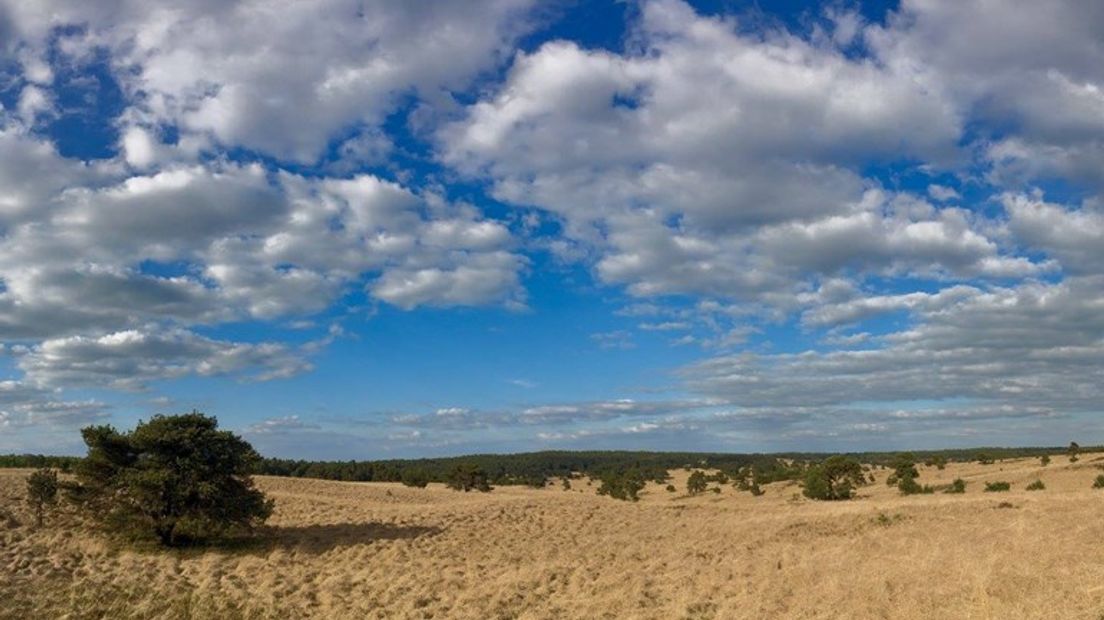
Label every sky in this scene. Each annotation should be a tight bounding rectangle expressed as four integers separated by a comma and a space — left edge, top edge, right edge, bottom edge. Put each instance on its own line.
0, 0, 1102, 459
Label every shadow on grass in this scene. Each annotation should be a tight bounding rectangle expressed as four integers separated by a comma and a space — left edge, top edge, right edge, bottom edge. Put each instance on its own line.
264, 521, 441, 553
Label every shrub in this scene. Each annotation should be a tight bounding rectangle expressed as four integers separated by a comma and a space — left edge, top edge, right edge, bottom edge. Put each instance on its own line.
984, 481, 1011, 492
665, 484, 676, 493
711, 487, 721, 494
401, 468, 430, 488
944, 478, 967, 494
1025, 479, 1045, 491
687, 470, 708, 495
1040, 455, 1051, 466
748, 482, 764, 496
26, 468, 59, 527
67, 413, 272, 546
802, 456, 865, 501
976, 452, 995, 465
445, 464, 492, 492
596, 471, 645, 502
1068, 441, 1081, 463
898, 477, 934, 495
1093, 475, 1104, 489
562, 477, 571, 490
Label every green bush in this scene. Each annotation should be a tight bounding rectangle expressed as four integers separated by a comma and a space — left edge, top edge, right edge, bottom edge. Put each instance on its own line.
748, 482, 764, 496
26, 468, 58, 527
1025, 479, 1045, 491
597, 471, 645, 502
687, 470, 708, 495
67, 413, 272, 546
562, 477, 571, 490
802, 456, 865, 501
1040, 455, 1051, 466
898, 477, 934, 495
665, 484, 676, 492
400, 468, 430, 488
984, 481, 1011, 492
445, 463, 492, 492
944, 478, 967, 494
1092, 475, 1104, 489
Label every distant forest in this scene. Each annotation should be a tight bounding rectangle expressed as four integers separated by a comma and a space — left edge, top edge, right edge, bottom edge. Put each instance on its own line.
1, 446, 1090, 487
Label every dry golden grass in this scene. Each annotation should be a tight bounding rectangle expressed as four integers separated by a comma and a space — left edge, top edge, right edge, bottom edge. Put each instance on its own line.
3, 454, 1104, 619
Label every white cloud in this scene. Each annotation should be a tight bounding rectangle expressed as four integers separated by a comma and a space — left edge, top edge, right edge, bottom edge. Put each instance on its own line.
1, 0, 537, 163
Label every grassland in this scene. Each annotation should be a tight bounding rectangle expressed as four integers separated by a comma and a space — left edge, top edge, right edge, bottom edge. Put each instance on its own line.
3, 454, 1104, 619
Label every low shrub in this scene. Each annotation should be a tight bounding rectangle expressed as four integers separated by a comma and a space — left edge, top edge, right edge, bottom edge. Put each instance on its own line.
944, 478, 967, 494
1025, 479, 1045, 491
984, 481, 1011, 492
1092, 475, 1104, 489
665, 484, 676, 492
26, 468, 59, 527
1040, 455, 1051, 466
687, 470, 708, 495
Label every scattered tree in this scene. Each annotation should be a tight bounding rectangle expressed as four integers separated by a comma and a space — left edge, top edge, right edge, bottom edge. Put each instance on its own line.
976, 452, 995, 465
26, 468, 58, 527
1068, 441, 1080, 463
67, 413, 273, 546
445, 463, 492, 492
802, 456, 865, 501
596, 470, 645, 502
687, 470, 708, 495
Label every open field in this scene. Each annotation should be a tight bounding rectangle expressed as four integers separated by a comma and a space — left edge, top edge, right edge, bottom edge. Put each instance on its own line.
3, 455, 1104, 619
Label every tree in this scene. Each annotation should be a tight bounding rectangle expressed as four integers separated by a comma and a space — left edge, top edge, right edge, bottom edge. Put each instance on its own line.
401, 468, 430, 488
67, 413, 273, 547
687, 470, 708, 495
445, 463, 492, 492
802, 456, 865, 501
26, 468, 58, 527
1041, 455, 1051, 466
1068, 441, 1080, 463
596, 470, 645, 502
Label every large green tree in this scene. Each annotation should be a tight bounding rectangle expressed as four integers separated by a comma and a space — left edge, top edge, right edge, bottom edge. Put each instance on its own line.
68, 412, 273, 546
802, 456, 865, 501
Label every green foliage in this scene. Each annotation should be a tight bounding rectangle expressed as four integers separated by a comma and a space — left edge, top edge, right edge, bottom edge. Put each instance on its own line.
687, 470, 708, 495
1041, 455, 1051, 466
711, 487, 721, 494
561, 477, 571, 490
444, 463, 492, 492
665, 484, 676, 492
802, 456, 865, 501
596, 470, 646, 502
400, 468, 430, 488
976, 452, 995, 465
897, 476, 934, 495
1025, 479, 1045, 491
1092, 475, 1104, 489
748, 482, 764, 496
67, 412, 272, 547
923, 455, 947, 470
984, 481, 1011, 492
944, 478, 967, 494
26, 468, 58, 527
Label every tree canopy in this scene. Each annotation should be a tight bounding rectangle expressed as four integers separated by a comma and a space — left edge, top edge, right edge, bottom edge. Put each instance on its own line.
68, 412, 273, 546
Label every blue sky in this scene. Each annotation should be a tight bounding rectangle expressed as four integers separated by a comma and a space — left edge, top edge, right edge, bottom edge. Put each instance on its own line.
1, 0, 1102, 458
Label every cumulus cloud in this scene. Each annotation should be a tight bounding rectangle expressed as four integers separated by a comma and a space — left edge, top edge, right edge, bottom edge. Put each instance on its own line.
14, 328, 313, 391
1, 0, 537, 163
439, 0, 1043, 305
